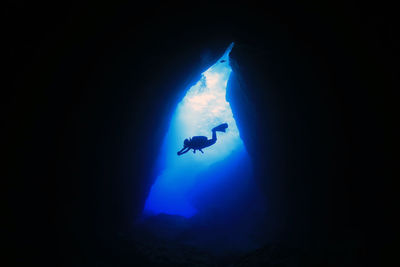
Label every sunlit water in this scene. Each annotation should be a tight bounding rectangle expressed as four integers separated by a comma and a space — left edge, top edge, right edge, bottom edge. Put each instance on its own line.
143, 43, 252, 217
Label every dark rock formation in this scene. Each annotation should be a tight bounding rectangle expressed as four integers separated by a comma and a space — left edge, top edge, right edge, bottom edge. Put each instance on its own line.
5, 1, 395, 266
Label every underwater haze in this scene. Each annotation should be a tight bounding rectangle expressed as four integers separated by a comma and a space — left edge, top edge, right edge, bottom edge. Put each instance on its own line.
143, 43, 254, 219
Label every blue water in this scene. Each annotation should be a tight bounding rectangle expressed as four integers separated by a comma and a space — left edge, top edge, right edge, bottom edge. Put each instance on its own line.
143, 43, 253, 218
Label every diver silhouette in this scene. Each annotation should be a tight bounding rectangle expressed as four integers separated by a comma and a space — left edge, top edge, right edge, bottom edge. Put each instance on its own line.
177, 123, 228, 155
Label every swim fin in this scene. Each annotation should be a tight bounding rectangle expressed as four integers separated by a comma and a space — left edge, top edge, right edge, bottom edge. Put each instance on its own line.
212, 123, 228, 132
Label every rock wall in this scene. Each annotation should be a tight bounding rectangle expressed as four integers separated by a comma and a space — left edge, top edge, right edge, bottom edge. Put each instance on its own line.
6, 1, 394, 266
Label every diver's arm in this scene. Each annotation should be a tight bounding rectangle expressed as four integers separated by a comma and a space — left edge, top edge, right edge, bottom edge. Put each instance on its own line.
199, 149, 204, 153
177, 147, 190, 156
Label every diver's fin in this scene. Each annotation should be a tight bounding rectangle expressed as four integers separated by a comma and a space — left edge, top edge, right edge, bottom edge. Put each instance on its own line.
212, 123, 228, 132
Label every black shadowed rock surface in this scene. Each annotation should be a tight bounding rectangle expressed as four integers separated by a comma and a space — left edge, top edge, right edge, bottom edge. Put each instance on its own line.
5, 1, 395, 266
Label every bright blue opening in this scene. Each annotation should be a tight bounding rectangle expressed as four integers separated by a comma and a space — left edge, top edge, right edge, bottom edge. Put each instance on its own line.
143, 43, 252, 218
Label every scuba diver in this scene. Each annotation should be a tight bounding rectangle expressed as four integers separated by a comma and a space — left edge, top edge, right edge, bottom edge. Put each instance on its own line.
177, 123, 228, 155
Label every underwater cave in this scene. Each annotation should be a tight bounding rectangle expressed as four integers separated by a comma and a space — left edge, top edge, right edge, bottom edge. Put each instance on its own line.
11, 3, 390, 265
144, 43, 252, 216
138, 43, 265, 255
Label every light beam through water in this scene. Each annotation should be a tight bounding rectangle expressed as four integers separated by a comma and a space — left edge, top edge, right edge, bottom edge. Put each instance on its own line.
143, 43, 252, 218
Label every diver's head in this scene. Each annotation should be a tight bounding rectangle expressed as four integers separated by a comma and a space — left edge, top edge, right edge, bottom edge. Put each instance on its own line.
184, 138, 190, 147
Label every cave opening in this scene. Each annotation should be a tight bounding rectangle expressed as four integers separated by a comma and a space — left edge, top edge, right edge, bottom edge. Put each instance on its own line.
143, 43, 256, 223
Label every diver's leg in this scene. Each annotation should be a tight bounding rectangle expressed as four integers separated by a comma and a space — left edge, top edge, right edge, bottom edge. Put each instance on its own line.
212, 123, 228, 132
207, 129, 217, 147
199, 149, 204, 153
202, 130, 217, 148
204, 130, 217, 148
204, 124, 228, 148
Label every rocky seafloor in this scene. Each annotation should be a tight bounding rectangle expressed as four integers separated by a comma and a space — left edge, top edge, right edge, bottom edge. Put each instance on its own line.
95, 214, 317, 267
